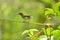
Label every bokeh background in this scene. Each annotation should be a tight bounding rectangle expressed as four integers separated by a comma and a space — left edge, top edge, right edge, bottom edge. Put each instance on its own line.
0, 0, 60, 40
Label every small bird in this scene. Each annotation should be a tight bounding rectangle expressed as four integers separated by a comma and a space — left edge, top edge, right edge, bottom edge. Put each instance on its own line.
19, 13, 31, 19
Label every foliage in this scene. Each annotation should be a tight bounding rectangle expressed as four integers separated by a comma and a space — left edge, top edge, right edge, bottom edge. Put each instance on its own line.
0, 0, 60, 40
22, 29, 38, 37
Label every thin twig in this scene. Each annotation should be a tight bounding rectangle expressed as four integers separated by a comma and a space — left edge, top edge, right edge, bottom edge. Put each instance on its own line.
0, 18, 53, 26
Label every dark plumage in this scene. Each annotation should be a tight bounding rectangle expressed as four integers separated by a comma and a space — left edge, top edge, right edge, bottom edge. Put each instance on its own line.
19, 13, 31, 19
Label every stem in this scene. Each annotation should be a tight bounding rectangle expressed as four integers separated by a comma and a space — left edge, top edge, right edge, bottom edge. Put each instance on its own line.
44, 24, 52, 40
47, 25, 51, 40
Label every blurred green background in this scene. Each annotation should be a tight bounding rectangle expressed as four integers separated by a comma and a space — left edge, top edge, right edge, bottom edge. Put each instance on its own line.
0, 0, 60, 40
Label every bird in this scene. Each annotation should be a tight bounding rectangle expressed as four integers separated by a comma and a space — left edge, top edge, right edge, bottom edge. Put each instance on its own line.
18, 12, 32, 23
19, 12, 31, 20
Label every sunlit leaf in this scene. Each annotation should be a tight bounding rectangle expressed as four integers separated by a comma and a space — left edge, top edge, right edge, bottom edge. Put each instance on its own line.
44, 28, 53, 36
22, 29, 39, 39
22, 30, 29, 35
29, 29, 38, 32
52, 30, 60, 38
57, 25, 60, 29
45, 8, 56, 16
53, 2, 60, 19
53, 2, 60, 12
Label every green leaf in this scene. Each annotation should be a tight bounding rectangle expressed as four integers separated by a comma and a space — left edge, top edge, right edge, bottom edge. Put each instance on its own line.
52, 30, 60, 38
57, 25, 60, 29
29, 29, 38, 35
29, 29, 38, 32
22, 29, 38, 36
53, 2, 60, 19
53, 2, 60, 12
44, 28, 53, 36
45, 8, 56, 16
22, 30, 29, 35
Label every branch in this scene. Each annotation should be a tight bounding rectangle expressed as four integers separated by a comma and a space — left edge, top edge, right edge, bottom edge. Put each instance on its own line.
0, 18, 53, 26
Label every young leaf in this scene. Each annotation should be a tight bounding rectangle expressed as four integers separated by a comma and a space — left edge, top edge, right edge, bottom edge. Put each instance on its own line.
45, 8, 56, 16
53, 2, 60, 12
53, 2, 60, 19
22, 30, 29, 35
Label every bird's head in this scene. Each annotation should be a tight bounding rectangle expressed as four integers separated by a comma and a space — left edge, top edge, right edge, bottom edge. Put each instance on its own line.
19, 13, 23, 16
